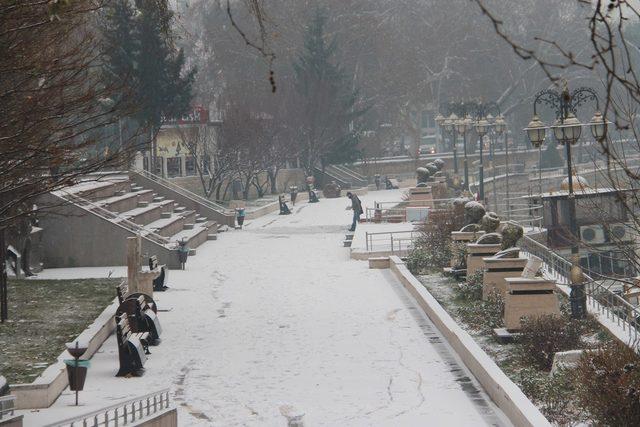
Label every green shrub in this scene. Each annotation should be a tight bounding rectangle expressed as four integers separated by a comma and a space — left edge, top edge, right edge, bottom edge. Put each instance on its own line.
575, 342, 640, 426
455, 286, 504, 333
406, 247, 431, 275
407, 208, 458, 274
451, 241, 467, 270
515, 367, 582, 425
518, 315, 583, 370
456, 270, 483, 301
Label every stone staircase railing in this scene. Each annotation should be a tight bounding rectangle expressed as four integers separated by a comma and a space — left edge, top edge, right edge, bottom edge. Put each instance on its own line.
56, 190, 175, 249
132, 168, 229, 213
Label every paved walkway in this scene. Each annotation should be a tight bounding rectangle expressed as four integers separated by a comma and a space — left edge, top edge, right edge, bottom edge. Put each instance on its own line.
23, 189, 508, 426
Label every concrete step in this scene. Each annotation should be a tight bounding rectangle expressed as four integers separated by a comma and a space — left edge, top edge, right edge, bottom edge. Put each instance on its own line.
195, 216, 208, 223
118, 203, 164, 226
72, 179, 131, 201
130, 185, 145, 192
161, 212, 172, 219
170, 225, 209, 249
93, 189, 155, 214
153, 195, 166, 203
145, 215, 186, 238
154, 199, 175, 214
183, 223, 195, 230
207, 234, 218, 241
180, 210, 197, 224
174, 206, 186, 213
138, 201, 149, 208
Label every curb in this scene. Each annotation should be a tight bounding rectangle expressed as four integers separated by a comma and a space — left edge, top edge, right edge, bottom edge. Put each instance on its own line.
388, 256, 550, 427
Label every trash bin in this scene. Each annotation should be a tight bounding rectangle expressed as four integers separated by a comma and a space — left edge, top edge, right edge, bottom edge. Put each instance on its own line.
236, 208, 246, 227
177, 239, 189, 270
64, 359, 90, 391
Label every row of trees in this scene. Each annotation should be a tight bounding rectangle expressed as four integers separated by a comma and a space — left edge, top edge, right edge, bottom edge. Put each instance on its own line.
0, 0, 195, 321
181, 0, 594, 164
179, 6, 366, 199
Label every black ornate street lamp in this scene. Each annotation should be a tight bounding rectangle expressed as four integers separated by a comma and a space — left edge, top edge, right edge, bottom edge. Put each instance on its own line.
524, 81, 608, 319
468, 101, 501, 202
435, 111, 459, 174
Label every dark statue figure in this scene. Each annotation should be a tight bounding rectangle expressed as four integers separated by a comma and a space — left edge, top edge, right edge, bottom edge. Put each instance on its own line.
463, 201, 486, 226
480, 212, 500, 233
416, 167, 430, 187
501, 222, 524, 250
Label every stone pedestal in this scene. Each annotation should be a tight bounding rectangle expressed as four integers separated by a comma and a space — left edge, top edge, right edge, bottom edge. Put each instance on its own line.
126, 235, 159, 297
466, 243, 502, 277
449, 231, 484, 268
482, 257, 528, 299
504, 277, 561, 330
408, 186, 433, 208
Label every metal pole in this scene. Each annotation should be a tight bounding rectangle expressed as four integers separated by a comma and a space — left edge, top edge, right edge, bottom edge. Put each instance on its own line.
452, 131, 459, 174
463, 131, 469, 190
492, 157, 497, 212
538, 145, 543, 195
504, 131, 510, 219
478, 134, 485, 201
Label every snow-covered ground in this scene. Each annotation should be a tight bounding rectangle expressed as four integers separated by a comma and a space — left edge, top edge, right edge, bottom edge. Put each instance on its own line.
22, 189, 509, 426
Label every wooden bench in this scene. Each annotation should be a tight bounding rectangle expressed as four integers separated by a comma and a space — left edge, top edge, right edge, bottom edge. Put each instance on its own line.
116, 294, 162, 345
116, 280, 157, 313
115, 313, 149, 377
148, 255, 169, 292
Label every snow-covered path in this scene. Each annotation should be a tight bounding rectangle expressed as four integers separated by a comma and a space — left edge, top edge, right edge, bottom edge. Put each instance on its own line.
31, 190, 508, 426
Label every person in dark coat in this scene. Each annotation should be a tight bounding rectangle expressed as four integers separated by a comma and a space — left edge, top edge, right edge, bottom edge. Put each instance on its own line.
347, 192, 363, 231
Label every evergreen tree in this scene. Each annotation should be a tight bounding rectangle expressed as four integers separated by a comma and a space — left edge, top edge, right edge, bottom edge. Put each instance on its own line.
101, 0, 196, 132
134, 0, 196, 130
102, 0, 138, 106
293, 9, 366, 174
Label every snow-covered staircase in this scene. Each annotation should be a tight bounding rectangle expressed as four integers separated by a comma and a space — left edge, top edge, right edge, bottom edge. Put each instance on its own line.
39, 172, 233, 268
60, 174, 216, 253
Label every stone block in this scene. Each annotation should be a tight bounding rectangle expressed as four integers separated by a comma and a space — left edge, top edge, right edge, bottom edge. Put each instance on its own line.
408, 187, 433, 207
482, 257, 528, 299
466, 243, 502, 277
369, 257, 390, 269
504, 277, 560, 330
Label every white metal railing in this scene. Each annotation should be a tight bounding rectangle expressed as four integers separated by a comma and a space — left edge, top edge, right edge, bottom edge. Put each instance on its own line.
0, 395, 16, 421
45, 389, 171, 427
365, 230, 418, 253
329, 165, 368, 185
521, 235, 640, 347
365, 207, 406, 222
57, 190, 175, 248
133, 168, 230, 213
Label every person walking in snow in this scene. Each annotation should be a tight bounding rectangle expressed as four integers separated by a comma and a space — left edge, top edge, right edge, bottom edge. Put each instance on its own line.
347, 192, 363, 231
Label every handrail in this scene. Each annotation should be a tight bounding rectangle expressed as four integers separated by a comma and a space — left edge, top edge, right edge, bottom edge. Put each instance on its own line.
365, 230, 418, 252
0, 395, 15, 421
56, 190, 175, 248
520, 235, 640, 348
333, 164, 367, 181
132, 168, 230, 213
44, 388, 171, 427
329, 165, 368, 184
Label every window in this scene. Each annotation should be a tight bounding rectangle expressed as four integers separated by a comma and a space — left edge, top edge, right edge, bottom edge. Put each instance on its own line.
167, 157, 182, 177
185, 156, 196, 176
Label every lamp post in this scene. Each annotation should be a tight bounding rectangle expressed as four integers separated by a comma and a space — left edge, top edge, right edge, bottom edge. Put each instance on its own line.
493, 115, 508, 214
524, 82, 607, 319
468, 101, 501, 202
456, 114, 472, 190
436, 112, 459, 174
